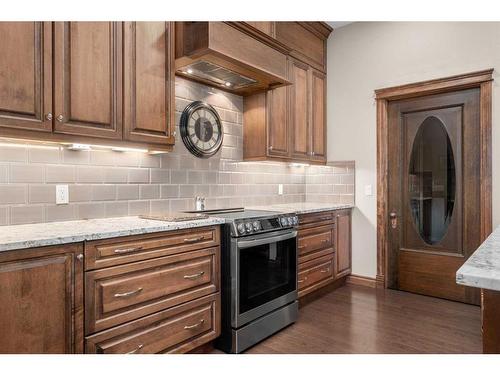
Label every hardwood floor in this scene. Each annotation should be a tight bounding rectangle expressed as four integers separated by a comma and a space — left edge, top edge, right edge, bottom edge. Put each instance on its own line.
213, 284, 482, 354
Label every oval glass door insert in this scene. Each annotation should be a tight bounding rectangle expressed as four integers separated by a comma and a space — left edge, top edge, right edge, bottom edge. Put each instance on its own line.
408, 116, 456, 245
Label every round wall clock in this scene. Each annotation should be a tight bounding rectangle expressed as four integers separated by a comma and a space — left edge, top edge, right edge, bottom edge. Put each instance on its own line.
180, 101, 224, 158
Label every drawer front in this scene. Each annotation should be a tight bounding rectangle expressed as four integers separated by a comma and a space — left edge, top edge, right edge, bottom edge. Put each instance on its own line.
85, 226, 220, 270
85, 247, 219, 334
298, 211, 335, 229
298, 254, 334, 297
86, 293, 220, 354
298, 226, 333, 258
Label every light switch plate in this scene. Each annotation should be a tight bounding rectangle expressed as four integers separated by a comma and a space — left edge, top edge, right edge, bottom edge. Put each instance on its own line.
56, 185, 69, 205
364, 185, 373, 196
278, 184, 283, 195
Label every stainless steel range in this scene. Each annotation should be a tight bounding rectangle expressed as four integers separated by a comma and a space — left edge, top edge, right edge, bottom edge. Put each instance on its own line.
208, 208, 299, 353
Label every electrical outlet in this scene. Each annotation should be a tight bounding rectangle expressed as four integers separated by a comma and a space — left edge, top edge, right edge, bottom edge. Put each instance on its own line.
278, 184, 283, 195
56, 185, 69, 205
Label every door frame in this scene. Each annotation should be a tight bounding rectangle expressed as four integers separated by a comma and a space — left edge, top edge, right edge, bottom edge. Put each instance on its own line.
375, 69, 493, 289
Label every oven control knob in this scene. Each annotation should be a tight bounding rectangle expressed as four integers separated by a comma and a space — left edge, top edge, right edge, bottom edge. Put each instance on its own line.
288, 217, 293, 225
245, 222, 253, 233
237, 223, 246, 234
280, 217, 288, 226
293, 216, 299, 225
253, 221, 261, 231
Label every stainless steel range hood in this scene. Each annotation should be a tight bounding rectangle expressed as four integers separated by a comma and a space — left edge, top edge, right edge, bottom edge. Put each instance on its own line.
175, 22, 291, 95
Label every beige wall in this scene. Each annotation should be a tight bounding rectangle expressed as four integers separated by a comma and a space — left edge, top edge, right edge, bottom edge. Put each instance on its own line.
327, 22, 500, 277
0, 77, 354, 225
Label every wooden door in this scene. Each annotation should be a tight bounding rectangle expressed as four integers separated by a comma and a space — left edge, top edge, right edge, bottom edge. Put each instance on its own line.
0, 22, 52, 132
387, 89, 481, 305
123, 22, 175, 145
310, 68, 326, 162
53, 22, 123, 139
290, 59, 309, 160
0, 244, 84, 353
267, 84, 289, 158
336, 210, 352, 278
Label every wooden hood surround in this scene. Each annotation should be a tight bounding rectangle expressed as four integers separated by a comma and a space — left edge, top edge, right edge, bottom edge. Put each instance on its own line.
175, 22, 292, 95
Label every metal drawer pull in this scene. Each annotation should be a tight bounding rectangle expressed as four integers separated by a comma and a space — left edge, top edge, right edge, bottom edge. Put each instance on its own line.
320, 268, 330, 273
114, 246, 143, 254
127, 344, 144, 354
114, 287, 143, 298
184, 319, 205, 330
298, 245, 305, 249
184, 236, 205, 243
298, 277, 307, 283
183, 271, 205, 280
321, 239, 329, 243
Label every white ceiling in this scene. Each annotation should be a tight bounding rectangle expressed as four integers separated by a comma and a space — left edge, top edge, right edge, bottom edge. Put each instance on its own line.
327, 21, 353, 29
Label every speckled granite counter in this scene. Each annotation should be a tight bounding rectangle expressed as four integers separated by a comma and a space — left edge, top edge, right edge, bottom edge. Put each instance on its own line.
457, 225, 500, 291
249, 202, 354, 215
0, 216, 225, 252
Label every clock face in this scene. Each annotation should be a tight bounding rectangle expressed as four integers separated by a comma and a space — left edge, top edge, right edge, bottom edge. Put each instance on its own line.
180, 101, 223, 158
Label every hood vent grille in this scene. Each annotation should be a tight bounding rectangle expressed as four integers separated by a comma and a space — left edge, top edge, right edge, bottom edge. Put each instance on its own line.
180, 60, 257, 90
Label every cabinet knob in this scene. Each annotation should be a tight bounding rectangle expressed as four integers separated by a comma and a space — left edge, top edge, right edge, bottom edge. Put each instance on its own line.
57, 114, 64, 122
269, 145, 273, 151
45, 113, 53, 121
76, 254, 84, 262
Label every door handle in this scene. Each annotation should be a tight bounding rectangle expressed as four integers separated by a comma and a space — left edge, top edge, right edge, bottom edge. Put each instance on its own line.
390, 212, 398, 229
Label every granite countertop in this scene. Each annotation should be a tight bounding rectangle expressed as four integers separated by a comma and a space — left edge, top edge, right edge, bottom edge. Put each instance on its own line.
457, 225, 500, 291
249, 202, 354, 215
0, 216, 225, 253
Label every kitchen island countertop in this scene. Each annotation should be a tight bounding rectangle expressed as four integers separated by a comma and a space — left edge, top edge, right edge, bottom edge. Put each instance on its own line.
457, 225, 500, 291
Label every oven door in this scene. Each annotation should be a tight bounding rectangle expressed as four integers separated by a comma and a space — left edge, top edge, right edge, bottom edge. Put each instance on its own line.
231, 229, 297, 328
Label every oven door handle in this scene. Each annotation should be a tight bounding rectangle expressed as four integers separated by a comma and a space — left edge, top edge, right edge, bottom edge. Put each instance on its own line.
236, 230, 297, 249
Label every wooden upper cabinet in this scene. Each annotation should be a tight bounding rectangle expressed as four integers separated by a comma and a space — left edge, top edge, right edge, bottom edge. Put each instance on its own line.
0, 244, 84, 354
123, 22, 175, 145
275, 22, 328, 72
267, 84, 289, 158
290, 59, 309, 159
0, 22, 52, 132
53, 22, 123, 139
310, 69, 326, 162
245, 22, 275, 37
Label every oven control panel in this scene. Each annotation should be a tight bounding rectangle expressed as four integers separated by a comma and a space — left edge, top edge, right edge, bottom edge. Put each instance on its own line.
233, 215, 298, 237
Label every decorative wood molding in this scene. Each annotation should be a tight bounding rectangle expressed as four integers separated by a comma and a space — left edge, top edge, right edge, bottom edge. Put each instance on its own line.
375, 69, 494, 100
346, 274, 377, 288
375, 70, 493, 288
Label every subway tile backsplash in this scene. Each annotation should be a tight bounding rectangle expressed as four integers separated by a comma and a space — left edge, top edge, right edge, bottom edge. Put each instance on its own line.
0, 77, 355, 225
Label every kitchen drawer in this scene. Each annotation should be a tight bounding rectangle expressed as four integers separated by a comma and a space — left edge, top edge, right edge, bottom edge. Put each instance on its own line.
298, 211, 335, 229
298, 225, 334, 262
85, 247, 219, 334
85, 226, 220, 270
298, 253, 334, 298
86, 293, 220, 354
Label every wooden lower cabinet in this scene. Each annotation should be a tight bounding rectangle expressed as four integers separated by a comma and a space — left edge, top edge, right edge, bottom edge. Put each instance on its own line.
297, 209, 352, 298
0, 244, 84, 354
84, 226, 221, 354
86, 293, 220, 354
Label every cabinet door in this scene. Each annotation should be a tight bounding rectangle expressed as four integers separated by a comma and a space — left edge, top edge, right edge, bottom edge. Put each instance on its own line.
290, 59, 309, 160
310, 68, 327, 162
267, 84, 289, 158
0, 22, 52, 132
123, 22, 175, 145
0, 244, 84, 353
335, 210, 352, 278
53, 22, 123, 139
245, 22, 275, 37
